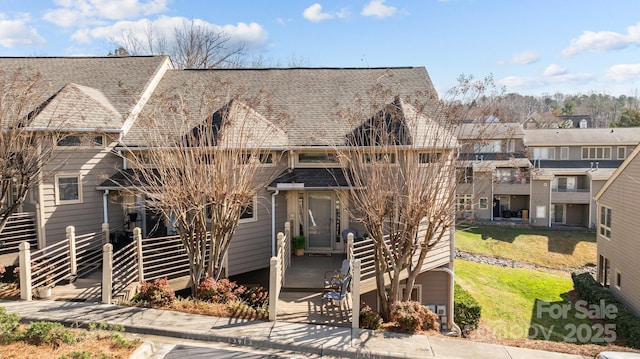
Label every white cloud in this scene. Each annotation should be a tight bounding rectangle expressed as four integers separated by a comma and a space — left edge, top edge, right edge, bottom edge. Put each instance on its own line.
543, 64, 567, 77
43, 0, 169, 27
498, 67, 593, 91
303, 3, 334, 22
605, 64, 640, 82
562, 22, 640, 57
509, 50, 539, 65
0, 13, 46, 48
72, 16, 269, 51
361, 0, 396, 18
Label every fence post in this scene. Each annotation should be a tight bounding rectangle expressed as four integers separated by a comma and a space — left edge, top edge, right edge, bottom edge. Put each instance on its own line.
347, 233, 354, 260
134, 227, 144, 283
268, 256, 279, 321
352, 259, 361, 329
101, 223, 110, 246
67, 226, 77, 277
284, 221, 291, 271
19, 241, 32, 301
276, 232, 285, 284
102, 243, 113, 304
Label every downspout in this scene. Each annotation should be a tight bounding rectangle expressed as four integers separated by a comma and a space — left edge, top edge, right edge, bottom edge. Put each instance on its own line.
271, 189, 280, 257
103, 190, 109, 224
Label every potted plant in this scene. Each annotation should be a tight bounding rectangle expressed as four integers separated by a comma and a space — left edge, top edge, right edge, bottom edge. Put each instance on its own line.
33, 259, 54, 299
292, 235, 306, 256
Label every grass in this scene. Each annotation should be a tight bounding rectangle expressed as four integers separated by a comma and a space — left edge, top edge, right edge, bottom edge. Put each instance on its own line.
455, 260, 589, 341
456, 225, 596, 269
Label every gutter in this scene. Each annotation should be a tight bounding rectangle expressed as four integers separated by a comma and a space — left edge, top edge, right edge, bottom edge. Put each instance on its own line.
432, 266, 462, 337
271, 189, 280, 257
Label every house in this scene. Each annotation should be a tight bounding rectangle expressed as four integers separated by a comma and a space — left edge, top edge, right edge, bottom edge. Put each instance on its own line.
594, 144, 640, 316
93, 66, 457, 320
455, 123, 640, 228
0, 56, 172, 255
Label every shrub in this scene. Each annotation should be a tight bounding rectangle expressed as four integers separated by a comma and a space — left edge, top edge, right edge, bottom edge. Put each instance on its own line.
390, 301, 439, 333
0, 307, 20, 344
359, 304, 382, 330
22, 321, 77, 347
572, 272, 640, 349
454, 283, 482, 337
240, 286, 269, 310
196, 277, 244, 304
132, 278, 175, 307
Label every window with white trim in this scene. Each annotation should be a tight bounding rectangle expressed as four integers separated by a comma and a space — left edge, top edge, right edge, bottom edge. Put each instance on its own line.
599, 205, 611, 239
615, 270, 621, 289
479, 197, 488, 210
362, 152, 396, 164
560, 147, 569, 160
474, 140, 502, 153
242, 152, 275, 166
582, 146, 611, 160
456, 194, 473, 212
397, 284, 422, 302
418, 152, 441, 164
617, 147, 627, 160
239, 196, 257, 223
57, 134, 104, 147
55, 174, 82, 204
533, 147, 555, 160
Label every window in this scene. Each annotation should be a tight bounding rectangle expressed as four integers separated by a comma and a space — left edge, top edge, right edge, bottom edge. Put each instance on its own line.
615, 271, 621, 289
582, 147, 611, 160
239, 196, 257, 223
552, 176, 577, 192
599, 205, 612, 239
474, 140, 501, 153
397, 284, 422, 302
418, 152, 442, 164
560, 147, 569, 160
298, 153, 337, 164
456, 194, 473, 212
617, 147, 627, 160
479, 197, 488, 210
57, 134, 104, 147
242, 152, 274, 165
598, 255, 610, 287
362, 152, 396, 164
55, 174, 82, 204
533, 147, 555, 160
494, 168, 529, 184
506, 139, 515, 153
457, 167, 473, 184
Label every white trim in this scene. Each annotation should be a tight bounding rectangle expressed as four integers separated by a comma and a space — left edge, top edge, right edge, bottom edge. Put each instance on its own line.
54, 173, 83, 205
617, 146, 627, 160
598, 205, 612, 240
55, 134, 105, 149
238, 195, 258, 224
397, 283, 422, 303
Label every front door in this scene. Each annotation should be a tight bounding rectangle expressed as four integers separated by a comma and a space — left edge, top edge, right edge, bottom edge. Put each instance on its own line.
306, 191, 334, 251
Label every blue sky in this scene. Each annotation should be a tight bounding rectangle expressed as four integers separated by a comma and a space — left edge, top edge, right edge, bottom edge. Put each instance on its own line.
2, 0, 640, 97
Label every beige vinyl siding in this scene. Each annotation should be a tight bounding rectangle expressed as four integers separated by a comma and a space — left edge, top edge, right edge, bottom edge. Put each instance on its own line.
597, 153, 640, 315
41, 142, 121, 244
227, 189, 287, 276
419, 231, 452, 271
415, 270, 449, 306
530, 179, 550, 226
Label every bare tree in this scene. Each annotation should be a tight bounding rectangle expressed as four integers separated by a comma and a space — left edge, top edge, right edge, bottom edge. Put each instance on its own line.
124, 75, 284, 292
335, 75, 498, 320
0, 69, 65, 233
110, 20, 245, 69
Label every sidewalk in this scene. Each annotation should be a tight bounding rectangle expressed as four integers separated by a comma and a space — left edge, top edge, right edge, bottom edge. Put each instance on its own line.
0, 300, 590, 359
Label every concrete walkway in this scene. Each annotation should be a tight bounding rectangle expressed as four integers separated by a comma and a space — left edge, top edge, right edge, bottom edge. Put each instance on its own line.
0, 300, 590, 359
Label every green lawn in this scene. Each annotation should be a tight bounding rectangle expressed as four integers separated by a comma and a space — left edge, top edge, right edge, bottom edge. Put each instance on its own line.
455, 260, 589, 341
456, 225, 596, 269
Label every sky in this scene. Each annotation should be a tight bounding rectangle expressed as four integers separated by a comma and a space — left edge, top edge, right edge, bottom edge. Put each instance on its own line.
2, 0, 640, 97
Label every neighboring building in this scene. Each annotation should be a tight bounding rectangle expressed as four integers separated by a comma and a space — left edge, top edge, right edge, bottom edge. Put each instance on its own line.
455, 123, 640, 228
522, 114, 593, 129
526, 127, 640, 228
456, 123, 530, 221
594, 144, 640, 316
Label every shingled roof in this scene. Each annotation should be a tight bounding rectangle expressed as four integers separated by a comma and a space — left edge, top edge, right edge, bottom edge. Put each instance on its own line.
124, 67, 440, 147
524, 127, 640, 146
0, 56, 170, 131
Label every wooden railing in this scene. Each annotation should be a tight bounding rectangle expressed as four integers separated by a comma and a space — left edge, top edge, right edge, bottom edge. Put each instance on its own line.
268, 221, 290, 321
0, 212, 37, 255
